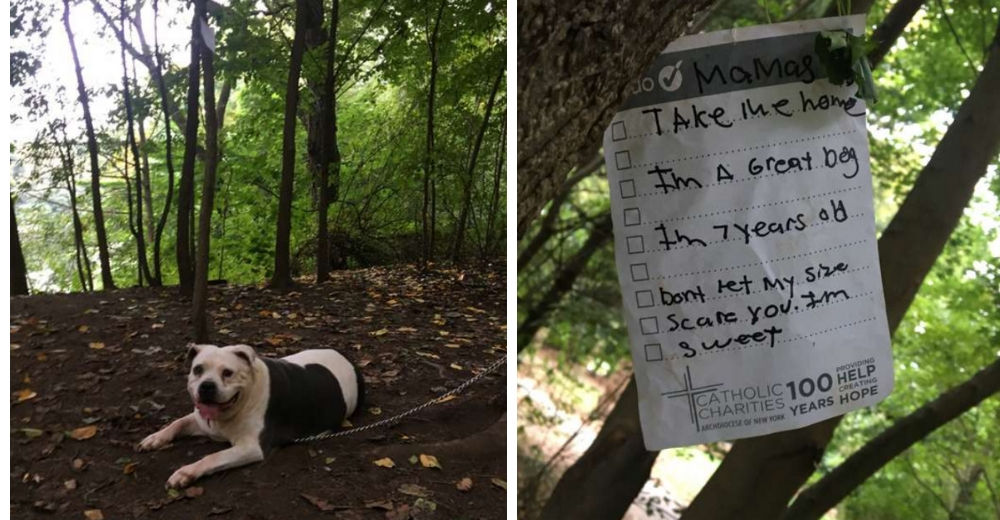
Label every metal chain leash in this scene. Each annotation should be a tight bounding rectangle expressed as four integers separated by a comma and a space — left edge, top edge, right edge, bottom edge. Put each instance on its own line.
292, 355, 506, 444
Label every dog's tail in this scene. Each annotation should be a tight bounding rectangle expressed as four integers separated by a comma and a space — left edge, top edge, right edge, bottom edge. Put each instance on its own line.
352, 364, 366, 417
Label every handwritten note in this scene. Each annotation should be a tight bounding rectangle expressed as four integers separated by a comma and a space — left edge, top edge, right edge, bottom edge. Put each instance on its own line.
604, 16, 893, 449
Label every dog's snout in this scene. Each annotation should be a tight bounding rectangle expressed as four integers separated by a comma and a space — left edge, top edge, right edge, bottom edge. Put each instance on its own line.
198, 381, 218, 402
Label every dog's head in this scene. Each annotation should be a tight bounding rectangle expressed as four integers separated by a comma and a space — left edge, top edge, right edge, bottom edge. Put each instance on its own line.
185, 343, 257, 421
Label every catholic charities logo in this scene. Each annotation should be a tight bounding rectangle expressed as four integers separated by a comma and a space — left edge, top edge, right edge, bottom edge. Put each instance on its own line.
662, 366, 787, 432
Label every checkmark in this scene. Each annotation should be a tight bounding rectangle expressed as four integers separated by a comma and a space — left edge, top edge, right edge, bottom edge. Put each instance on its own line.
659, 60, 684, 92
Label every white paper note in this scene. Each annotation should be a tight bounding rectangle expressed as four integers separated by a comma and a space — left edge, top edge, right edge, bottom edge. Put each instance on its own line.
603, 16, 893, 449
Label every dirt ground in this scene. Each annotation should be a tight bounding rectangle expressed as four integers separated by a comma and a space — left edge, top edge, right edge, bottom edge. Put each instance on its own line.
10, 264, 507, 519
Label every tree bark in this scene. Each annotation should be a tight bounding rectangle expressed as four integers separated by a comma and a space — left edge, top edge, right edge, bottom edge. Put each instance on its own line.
681, 19, 1000, 520
63, 0, 115, 290
177, 2, 202, 296
782, 358, 1000, 520
517, 213, 612, 353
484, 117, 506, 258
452, 67, 504, 263
271, 0, 309, 290
11, 199, 30, 296
316, 0, 340, 283
193, 9, 219, 343
56, 128, 94, 292
422, 0, 445, 264
517, 0, 716, 239
867, 0, 926, 69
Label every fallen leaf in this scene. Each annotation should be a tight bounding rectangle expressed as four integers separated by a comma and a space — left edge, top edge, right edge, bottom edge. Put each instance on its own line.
370, 328, 389, 337
397, 327, 418, 333
184, 486, 204, 498
373, 457, 395, 468
71, 458, 86, 470
437, 330, 449, 337
324, 456, 336, 464
365, 499, 393, 510
83, 510, 104, 520
88, 342, 105, 350
491, 477, 507, 490
369, 407, 382, 415
77, 325, 89, 333
444, 343, 460, 349
415, 351, 439, 359
450, 363, 462, 370
398, 483, 430, 497
64, 479, 77, 490
418, 454, 441, 469
413, 498, 437, 513
436, 395, 457, 404
68, 425, 98, 440
456, 477, 473, 491
408, 455, 418, 465
301, 493, 337, 511
386, 503, 411, 520
15, 389, 37, 402
123, 462, 138, 475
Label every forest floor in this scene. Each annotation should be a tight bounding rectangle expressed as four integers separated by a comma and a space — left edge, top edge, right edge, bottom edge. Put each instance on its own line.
10, 263, 507, 520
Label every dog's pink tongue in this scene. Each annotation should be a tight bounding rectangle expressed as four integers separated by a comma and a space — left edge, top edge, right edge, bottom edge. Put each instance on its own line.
196, 403, 220, 421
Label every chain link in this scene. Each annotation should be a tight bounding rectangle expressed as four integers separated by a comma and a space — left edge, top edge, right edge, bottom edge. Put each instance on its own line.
291, 355, 506, 444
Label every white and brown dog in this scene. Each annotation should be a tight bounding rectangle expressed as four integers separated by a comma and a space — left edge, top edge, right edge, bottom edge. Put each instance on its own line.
137, 343, 364, 488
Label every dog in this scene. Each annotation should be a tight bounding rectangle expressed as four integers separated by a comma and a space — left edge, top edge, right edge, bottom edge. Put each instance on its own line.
137, 343, 364, 488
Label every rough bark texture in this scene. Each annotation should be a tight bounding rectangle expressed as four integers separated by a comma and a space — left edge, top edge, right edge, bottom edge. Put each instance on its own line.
151, 0, 175, 287
517, 214, 613, 353
316, 0, 339, 284
177, 4, 202, 296
783, 358, 1000, 520
540, 378, 659, 520
484, 119, 506, 257
64, 0, 115, 291
516, 0, 715, 239
271, 0, 308, 290
453, 67, 504, 263
11, 200, 30, 296
193, 18, 219, 343
681, 20, 1000, 520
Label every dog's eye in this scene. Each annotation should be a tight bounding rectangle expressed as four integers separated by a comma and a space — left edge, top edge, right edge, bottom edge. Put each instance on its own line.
192, 365, 203, 376
222, 369, 234, 378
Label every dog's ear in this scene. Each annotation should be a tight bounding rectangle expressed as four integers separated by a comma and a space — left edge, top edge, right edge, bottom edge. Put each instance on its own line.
186, 343, 201, 364
230, 344, 257, 366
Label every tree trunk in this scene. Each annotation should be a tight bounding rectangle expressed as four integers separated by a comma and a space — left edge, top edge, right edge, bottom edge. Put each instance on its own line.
452, 67, 504, 263
120, 12, 154, 287
63, 0, 115, 290
193, 10, 219, 343
539, 12, 1000, 520
518, 214, 612, 353
540, 378, 659, 520
949, 464, 985, 520
177, 1, 202, 296
782, 358, 1000, 520
271, 0, 309, 290
484, 117, 506, 258
11, 199, 30, 296
151, 0, 175, 286
57, 129, 94, 292
517, 0, 716, 239
867, 0, 926, 69
316, 0, 339, 283
422, 0, 445, 264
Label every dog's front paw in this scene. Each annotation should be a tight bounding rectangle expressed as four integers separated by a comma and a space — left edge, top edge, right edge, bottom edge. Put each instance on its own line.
136, 431, 172, 452
167, 464, 200, 489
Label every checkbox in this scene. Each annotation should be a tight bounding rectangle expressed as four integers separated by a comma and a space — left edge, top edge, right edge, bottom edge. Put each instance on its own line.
644, 344, 663, 362
624, 208, 641, 226
640, 316, 659, 335
626, 235, 645, 254
635, 290, 655, 308
630, 263, 649, 282
615, 150, 632, 170
619, 179, 636, 199
611, 121, 628, 141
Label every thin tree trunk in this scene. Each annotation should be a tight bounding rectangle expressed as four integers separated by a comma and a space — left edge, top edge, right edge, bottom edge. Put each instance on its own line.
11, 199, 30, 296
177, 1, 202, 296
782, 359, 1000, 520
137, 111, 156, 246
316, 0, 340, 283
63, 0, 115, 290
867, 0, 926, 69
151, 0, 175, 287
193, 9, 219, 343
452, 67, 504, 263
422, 0, 445, 264
484, 118, 506, 258
57, 130, 94, 292
271, 0, 309, 290
518, 214, 613, 353
540, 13, 1000, 520
948, 465, 985, 520
120, 8, 154, 286
518, 155, 603, 271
